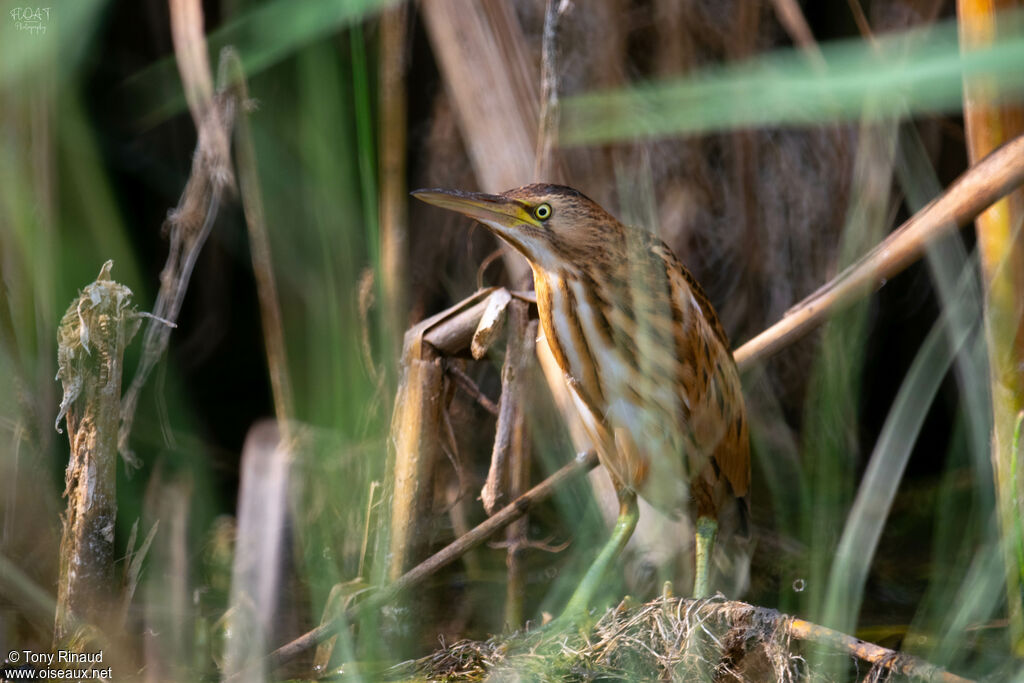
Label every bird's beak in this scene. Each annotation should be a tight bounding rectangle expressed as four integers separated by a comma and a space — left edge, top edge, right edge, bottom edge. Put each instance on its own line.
411, 188, 535, 231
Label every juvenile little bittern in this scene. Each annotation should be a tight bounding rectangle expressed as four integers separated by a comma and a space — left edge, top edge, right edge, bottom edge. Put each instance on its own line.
413, 184, 749, 607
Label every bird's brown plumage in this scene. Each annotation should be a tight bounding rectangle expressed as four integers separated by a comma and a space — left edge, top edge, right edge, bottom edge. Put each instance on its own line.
413, 183, 749, 530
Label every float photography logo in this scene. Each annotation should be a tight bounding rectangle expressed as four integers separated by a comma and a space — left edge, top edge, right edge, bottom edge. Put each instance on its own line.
9, 7, 49, 35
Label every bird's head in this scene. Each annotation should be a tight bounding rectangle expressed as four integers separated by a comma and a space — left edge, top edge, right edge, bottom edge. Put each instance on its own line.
412, 184, 623, 275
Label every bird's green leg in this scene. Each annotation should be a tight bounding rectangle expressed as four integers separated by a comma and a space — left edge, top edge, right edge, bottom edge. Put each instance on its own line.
560, 489, 639, 621
693, 515, 718, 598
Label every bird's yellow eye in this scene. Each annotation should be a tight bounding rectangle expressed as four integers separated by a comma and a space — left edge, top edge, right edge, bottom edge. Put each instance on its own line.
534, 203, 552, 221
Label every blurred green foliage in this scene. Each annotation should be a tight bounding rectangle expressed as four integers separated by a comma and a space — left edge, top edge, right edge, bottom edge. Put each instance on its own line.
562, 11, 1024, 142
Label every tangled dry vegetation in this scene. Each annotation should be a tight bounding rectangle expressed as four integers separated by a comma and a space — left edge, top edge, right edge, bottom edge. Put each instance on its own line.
395, 594, 959, 682
403, 597, 800, 682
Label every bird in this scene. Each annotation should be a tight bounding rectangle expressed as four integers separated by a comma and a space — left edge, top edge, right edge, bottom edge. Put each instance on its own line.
413, 183, 749, 610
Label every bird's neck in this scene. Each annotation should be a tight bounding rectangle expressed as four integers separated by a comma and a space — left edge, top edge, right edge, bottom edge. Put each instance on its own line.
530, 264, 577, 318
530, 266, 571, 372
529, 264, 603, 405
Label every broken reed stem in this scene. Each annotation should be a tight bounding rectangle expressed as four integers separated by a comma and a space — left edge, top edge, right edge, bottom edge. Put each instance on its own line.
385, 354, 444, 581
54, 262, 141, 645
268, 451, 600, 667
383, 289, 507, 583
734, 131, 1024, 370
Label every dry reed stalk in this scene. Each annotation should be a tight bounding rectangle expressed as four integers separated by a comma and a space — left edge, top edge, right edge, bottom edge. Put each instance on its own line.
419, 0, 539, 283
221, 49, 295, 432
386, 354, 444, 581
956, 0, 1024, 653
169, 0, 216, 134
379, 3, 410, 356
54, 262, 141, 645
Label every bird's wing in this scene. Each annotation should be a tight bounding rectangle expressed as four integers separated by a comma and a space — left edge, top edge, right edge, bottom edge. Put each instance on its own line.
653, 240, 750, 501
